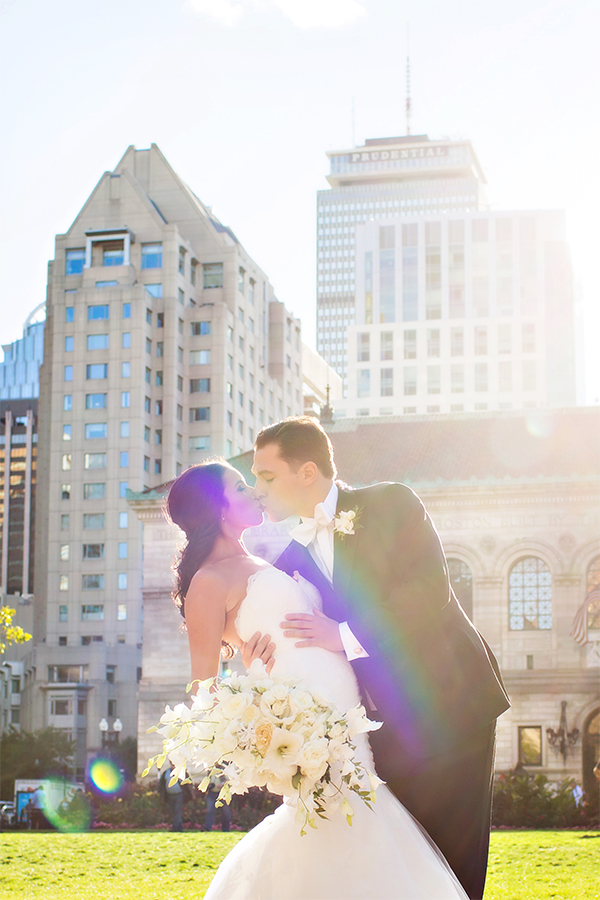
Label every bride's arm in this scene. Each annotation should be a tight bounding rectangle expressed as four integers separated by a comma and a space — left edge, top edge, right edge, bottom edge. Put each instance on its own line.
185, 568, 228, 688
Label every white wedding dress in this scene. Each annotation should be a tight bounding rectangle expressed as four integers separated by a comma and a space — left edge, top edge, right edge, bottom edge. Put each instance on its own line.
203, 566, 467, 900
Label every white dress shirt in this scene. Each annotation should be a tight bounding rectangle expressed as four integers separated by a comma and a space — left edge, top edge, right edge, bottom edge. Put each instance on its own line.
289, 483, 368, 661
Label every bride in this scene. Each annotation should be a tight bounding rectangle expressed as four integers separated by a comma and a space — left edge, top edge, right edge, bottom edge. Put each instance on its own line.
165, 460, 467, 900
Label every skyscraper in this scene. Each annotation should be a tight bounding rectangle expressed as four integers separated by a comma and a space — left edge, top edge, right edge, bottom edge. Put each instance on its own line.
30, 144, 303, 775
317, 135, 488, 386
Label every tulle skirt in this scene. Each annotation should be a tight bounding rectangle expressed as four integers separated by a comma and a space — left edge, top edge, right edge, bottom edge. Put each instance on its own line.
203, 784, 467, 900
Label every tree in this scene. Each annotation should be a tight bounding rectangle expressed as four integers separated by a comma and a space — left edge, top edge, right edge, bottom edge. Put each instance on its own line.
0, 605, 32, 654
0, 727, 75, 799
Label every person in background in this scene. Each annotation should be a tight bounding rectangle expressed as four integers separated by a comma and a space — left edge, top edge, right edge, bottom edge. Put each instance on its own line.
159, 764, 185, 832
204, 773, 231, 832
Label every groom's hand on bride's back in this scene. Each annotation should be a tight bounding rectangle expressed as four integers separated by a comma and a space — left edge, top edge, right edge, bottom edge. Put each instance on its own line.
240, 633, 276, 674
281, 609, 344, 653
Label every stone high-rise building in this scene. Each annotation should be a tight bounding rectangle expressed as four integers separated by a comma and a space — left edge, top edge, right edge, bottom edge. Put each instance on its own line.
29, 144, 303, 776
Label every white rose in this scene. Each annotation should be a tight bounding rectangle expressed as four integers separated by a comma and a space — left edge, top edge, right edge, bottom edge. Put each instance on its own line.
220, 691, 252, 720
296, 738, 330, 780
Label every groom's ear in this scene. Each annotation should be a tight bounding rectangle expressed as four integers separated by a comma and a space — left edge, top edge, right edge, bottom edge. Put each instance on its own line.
298, 461, 318, 485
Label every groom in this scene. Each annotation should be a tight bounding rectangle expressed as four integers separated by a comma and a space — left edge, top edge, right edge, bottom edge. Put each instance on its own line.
248, 416, 509, 900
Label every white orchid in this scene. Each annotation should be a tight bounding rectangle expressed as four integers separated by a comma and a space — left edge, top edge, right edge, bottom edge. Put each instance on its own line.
333, 507, 361, 537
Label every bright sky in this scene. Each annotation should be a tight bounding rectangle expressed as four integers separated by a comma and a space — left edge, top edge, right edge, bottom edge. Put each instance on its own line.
1, 0, 598, 400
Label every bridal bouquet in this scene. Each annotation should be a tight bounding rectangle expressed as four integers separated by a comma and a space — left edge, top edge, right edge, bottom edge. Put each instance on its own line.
144, 661, 382, 834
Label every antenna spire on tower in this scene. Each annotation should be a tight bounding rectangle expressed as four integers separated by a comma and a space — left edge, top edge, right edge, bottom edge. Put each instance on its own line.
405, 22, 411, 136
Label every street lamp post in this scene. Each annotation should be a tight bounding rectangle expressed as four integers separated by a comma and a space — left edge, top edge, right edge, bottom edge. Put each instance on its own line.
99, 718, 123, 756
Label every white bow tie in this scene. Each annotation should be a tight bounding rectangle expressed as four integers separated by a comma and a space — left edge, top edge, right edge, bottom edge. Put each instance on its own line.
289, 502, 334, 547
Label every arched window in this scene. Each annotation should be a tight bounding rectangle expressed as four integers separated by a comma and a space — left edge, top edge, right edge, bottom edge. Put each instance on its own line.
448, 558, 473, 620
586, 556, 600, 631
509, 557, 552, 631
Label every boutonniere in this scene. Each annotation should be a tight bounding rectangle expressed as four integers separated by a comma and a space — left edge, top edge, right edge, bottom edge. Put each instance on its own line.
333, 507, 361, 537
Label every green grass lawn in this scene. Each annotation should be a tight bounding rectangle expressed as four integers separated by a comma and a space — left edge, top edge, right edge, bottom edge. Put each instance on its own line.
1, 830, 598, 899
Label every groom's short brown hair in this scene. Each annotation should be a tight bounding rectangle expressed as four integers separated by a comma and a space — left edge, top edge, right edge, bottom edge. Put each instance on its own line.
255, 416, 337, 480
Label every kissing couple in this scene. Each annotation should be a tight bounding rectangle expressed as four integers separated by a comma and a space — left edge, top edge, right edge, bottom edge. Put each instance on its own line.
164, 416, 509, 900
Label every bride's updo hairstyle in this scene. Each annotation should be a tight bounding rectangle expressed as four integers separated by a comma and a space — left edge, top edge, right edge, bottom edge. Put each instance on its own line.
165, 461, 230, 623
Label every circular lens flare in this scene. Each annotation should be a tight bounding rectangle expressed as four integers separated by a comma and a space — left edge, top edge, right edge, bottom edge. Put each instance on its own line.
42, 779, 92, 833
88, 758, 124, 795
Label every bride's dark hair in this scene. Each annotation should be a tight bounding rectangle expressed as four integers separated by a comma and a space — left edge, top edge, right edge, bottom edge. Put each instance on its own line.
164, 461, 232, 640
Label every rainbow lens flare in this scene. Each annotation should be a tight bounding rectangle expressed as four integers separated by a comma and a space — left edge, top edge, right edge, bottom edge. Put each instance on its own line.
88, 758, 124, 795
42, 779, 92, 833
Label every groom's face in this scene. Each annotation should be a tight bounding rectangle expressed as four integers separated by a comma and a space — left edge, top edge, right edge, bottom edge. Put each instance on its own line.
252, 443, 307, 521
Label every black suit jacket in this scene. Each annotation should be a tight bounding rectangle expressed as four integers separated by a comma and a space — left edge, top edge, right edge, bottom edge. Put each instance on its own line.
275, 482, 510, 763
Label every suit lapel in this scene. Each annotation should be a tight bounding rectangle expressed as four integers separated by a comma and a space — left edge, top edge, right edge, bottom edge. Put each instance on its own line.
333, 488, 360, 599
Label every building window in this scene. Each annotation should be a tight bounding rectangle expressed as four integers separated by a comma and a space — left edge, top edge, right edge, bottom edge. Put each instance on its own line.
83, 483, 106, 500
403, 330, 416, 360
357, 369, 370, 398
119, 482, 128, 499
88, 305, 109, 321
118, 542, 128, 559
402, 224, 418, 322
191, 321, 211, 336
87, 334, 109, 352
81, 604, 104, 620
176, 404, 183, 420
154, 459, 162, 475
61, 483, 71, 500
61, 514, 70, 530
62, 453, 72, 470
83, 544, 104, 559
145, 284, 163, 299
86, 364, 108, 380
143, 456, 150, 472
509, 557, 552, 630
60, 544, 70, 561
380, 332, 393, 361
474, 363, 488, 392
64, 395, 72, 411
178, 246, 186, 275
380, 368, 393, 397
82, 574, 104, 590
64, 365, 73, 382
190, 350, 211, 365
403, 367, 417, 396
427, 366, 440, 394
123, 303, 131, 319
190, 259, 198, 285
117, 604, 127, 621
177, 376, 183, 392
141, 243, 162, 269
498, 323, 512, 354
450, 328, 464, 357
119, 512, 128, 528
84, 453, 106, 471
66, 306, 74, 322
144, 426, 150, 443
357, 333, 370, 362
86, 393, 107, 409
122, 332, 131, 349
522, 323, 535, 354
190, 407, 210, 422
85, 423, 107, 439
190, 378, 210, 393
447, 558, 473, 620
189, 436, 210, 451
238, 267, 245, 292
65, 249, 85, 275
59, 575, 69, 591
518, 726, 543, 766
451, 365, 464, 393
83, 513, 104, 530
122, 362, 131, 378
121, 391, 130, 408
427, 329, 440, 357
203, 263, 223, 289
474, 326, 487, 355
58, 637, 67, 647
155, 429, 162, 445
65, 336, 74, 352
50, 698, 73, 716
58, 605, 68, 622
118, 573, 127, 590
120, 452, 129, 468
